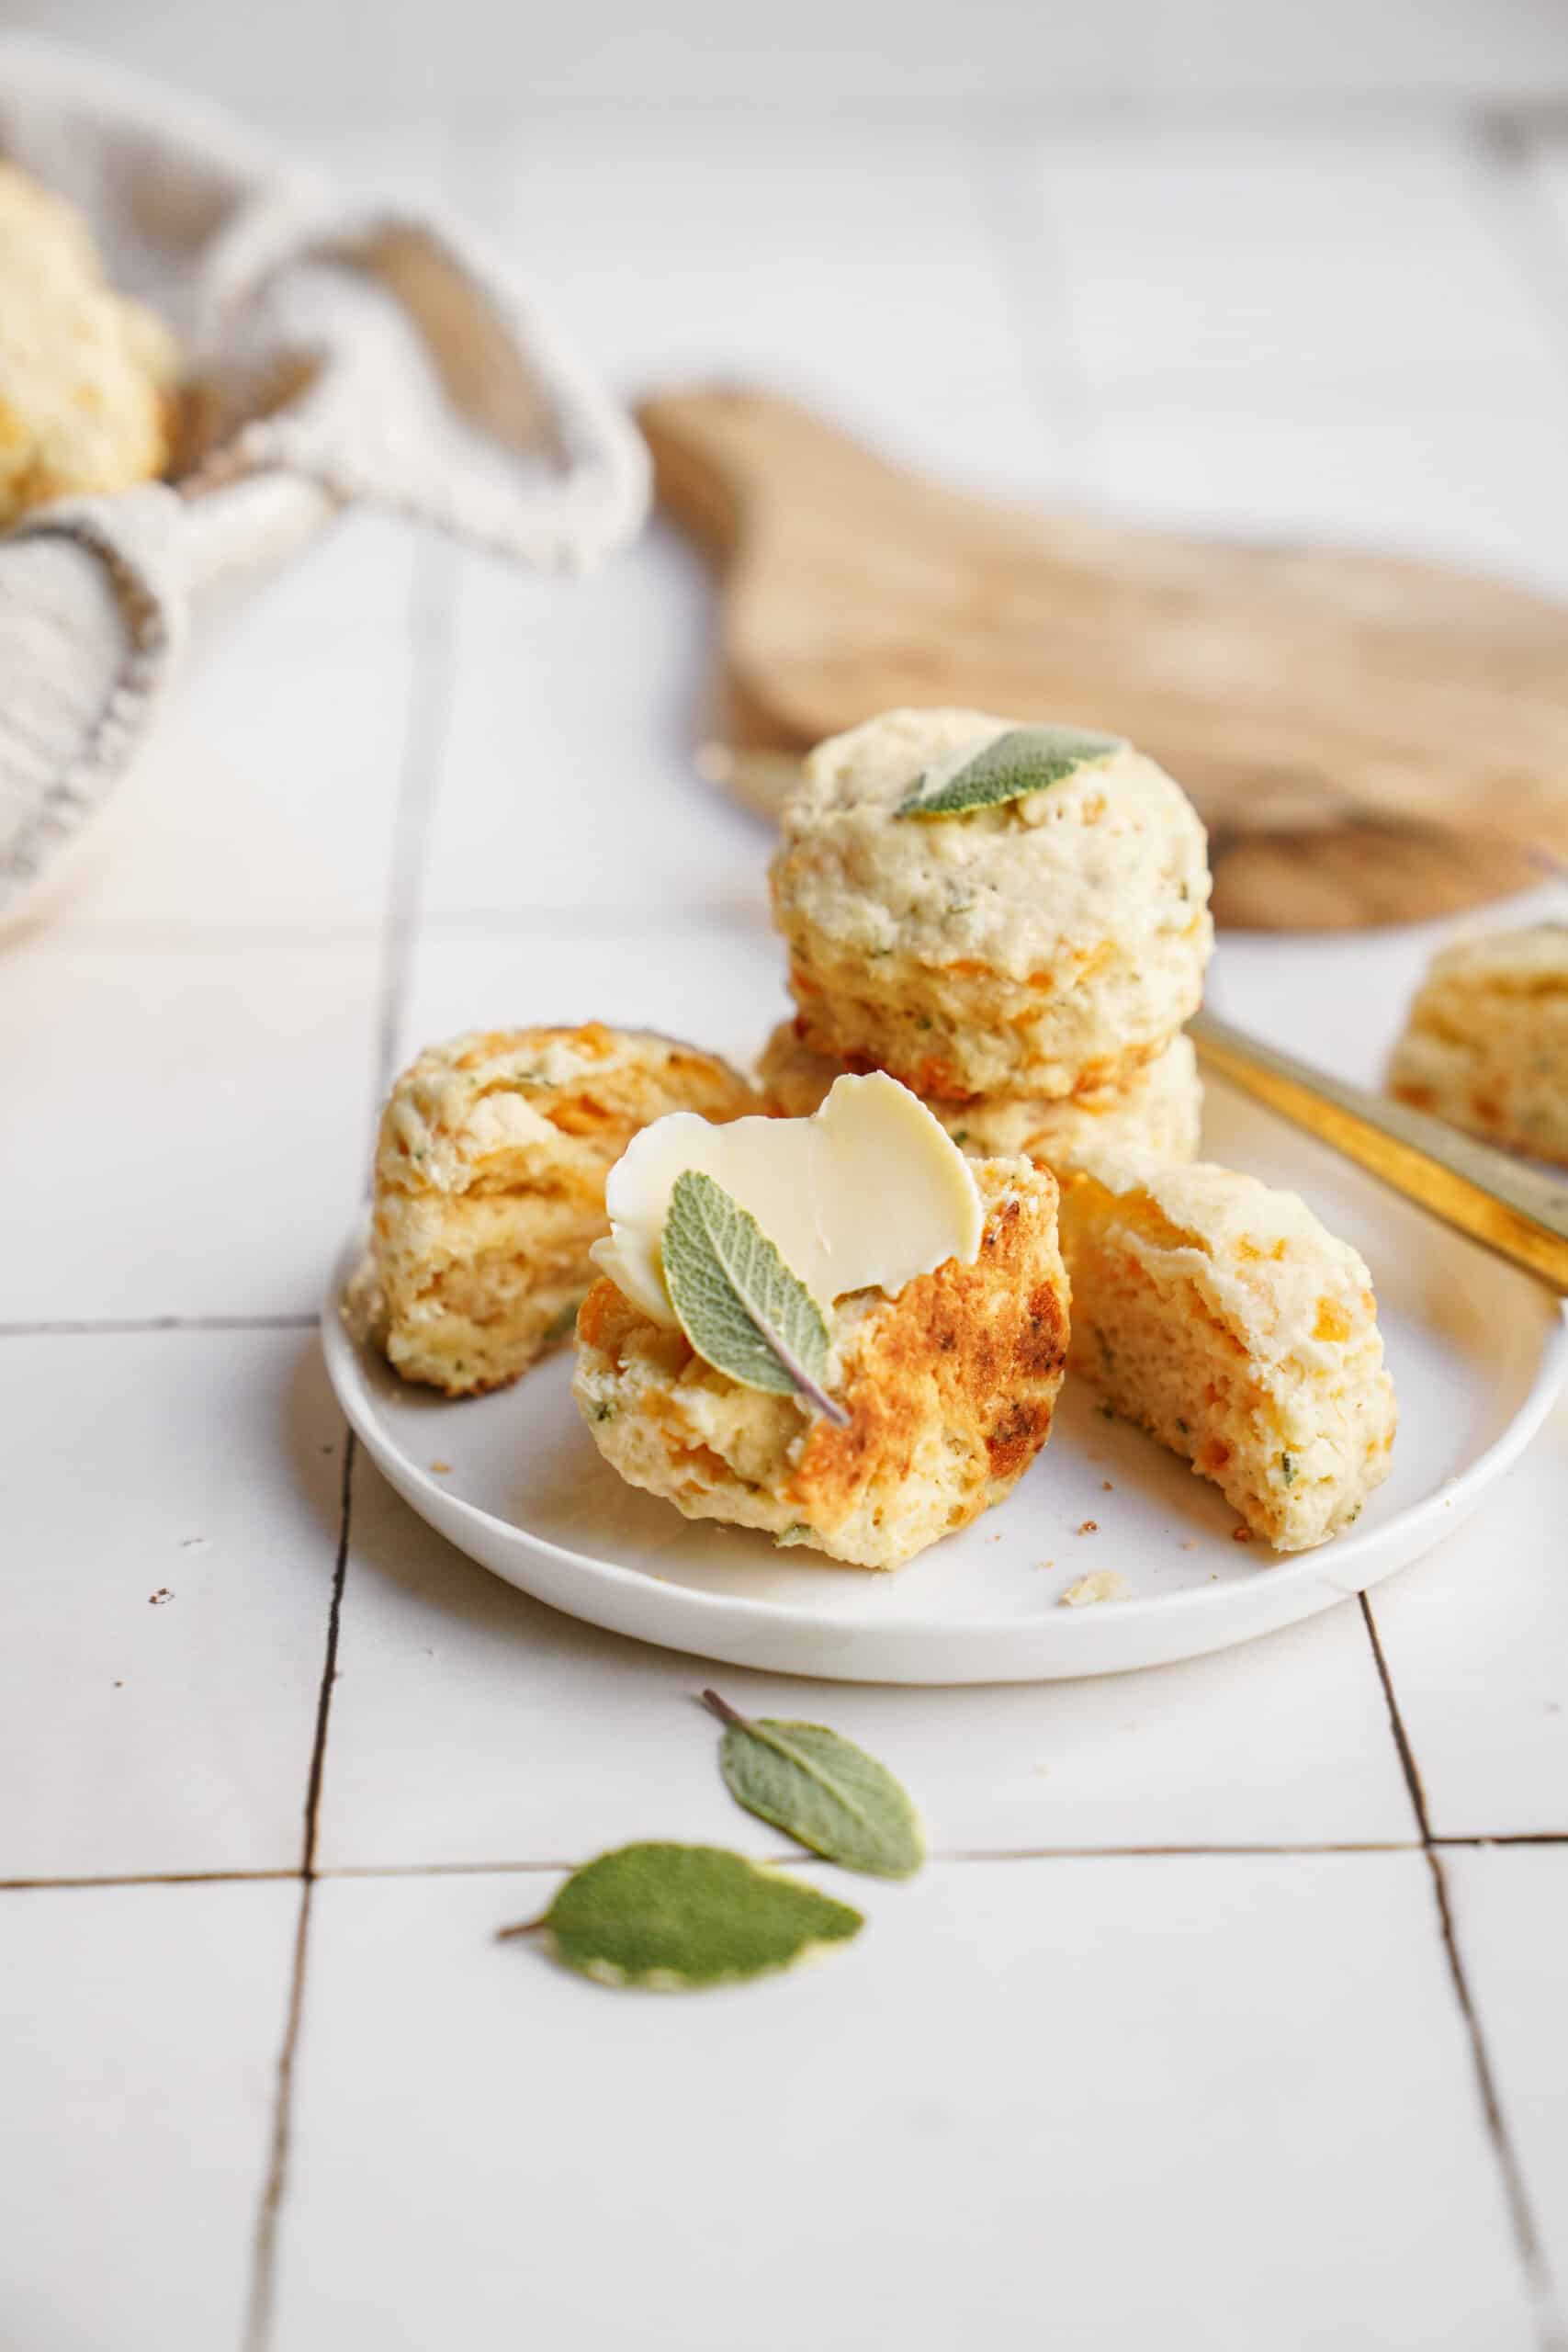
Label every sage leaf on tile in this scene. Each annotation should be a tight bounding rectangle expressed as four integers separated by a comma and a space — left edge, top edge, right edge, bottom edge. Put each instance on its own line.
702, 1690, 925, 1880
895, 723, 1122, 819
661, 1169, 849, 1424
499, 1842, 863, 1989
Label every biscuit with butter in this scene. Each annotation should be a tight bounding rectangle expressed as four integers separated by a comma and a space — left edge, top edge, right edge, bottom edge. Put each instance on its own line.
574, 1141, 1069, 1573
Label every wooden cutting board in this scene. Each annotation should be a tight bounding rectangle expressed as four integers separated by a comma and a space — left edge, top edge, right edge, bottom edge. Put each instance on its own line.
638, 386, 1568, 930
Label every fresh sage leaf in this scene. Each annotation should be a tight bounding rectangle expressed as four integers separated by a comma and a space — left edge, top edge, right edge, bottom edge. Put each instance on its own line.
661, 1169, 849, 1425
895, 723, 1122, 819
499, 1841, 863, 1989
703, 1690, 925, 1880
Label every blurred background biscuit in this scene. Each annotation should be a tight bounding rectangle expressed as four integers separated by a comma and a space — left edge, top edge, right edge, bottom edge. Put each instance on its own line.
1389, 922, 1568, 1169
0, 159, 178, 523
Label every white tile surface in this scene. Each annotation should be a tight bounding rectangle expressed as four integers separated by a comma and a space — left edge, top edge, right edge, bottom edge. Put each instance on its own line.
0, 1329, 340, 1880
422, 531, 772, 924
468, 120, 1061, 497
317, 1450, 1421, 1870
0, 1879, 295, 2352
29, 0, 1568, 108
1444, 1847, 1568, 2300
1365, 1394, 1568, 1840
0, 938, 381, 1320
47, 613, 415, 938
398, 914, 790, 1081
1033, 127, 1560, 398
1028, 125, 1568, 582
271, 1856, 1534, 2352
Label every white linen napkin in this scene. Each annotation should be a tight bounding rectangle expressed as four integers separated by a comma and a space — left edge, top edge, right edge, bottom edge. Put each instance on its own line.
0, 36, 649, 922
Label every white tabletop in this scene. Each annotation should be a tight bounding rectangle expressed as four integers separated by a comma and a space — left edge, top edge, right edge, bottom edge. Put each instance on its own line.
5, 91, 1568, 2352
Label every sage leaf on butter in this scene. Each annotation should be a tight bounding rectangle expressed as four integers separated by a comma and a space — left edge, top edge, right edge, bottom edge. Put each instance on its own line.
498, 1842, 863, 1989
661, 1169, 849, 1425
895, 723, 1122, 819
703, 1690, 925, 1880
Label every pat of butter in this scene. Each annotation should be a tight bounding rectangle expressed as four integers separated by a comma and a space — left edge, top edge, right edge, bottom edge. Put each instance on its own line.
592, 1071, 985, 1327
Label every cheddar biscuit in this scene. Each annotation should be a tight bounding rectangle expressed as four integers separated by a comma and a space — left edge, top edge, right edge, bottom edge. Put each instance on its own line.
1057, 1157, 1395, 1552
0, 162, 179, 524
370, 1026, 757, 1396
574, 1159, 1070, 1570
769, 707, 1212, 1102
1389, 922, 1568, 1168
758, 1021, 1201, 1173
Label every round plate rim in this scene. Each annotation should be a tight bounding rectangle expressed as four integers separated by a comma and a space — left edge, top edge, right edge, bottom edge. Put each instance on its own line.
321, 1226, 1566, 1674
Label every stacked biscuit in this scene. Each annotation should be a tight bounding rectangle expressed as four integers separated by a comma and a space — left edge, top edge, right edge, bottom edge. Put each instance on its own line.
761, 708, 1210, 1178
759, 709, 1394, 1553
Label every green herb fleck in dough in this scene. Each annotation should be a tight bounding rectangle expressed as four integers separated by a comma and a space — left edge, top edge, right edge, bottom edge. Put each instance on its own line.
498, 1842, 863, 1989
1280, 1453, 1295, 1487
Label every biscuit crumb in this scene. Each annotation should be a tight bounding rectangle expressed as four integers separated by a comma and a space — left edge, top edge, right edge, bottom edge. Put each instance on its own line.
1180, 1539, 1198, 1551
1231, 1524, 1252, 1544
1101, 1479, 1113, 1492
1059, 1570, 1128, 1608
430, 1460, 452, 1476
148, 1589, 174, 1606
1077, 1519, 1098, 1534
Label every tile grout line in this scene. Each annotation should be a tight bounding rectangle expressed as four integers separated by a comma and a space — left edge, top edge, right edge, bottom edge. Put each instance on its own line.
1471, 106, 1568, 401
242, 1429, 355, 2352
243, 511, 459, 2352
372, 539, 458, 1108
5, 1832, 1568, 1897
1360, 1595, 1563, 2349
0, 1315, 320, 1339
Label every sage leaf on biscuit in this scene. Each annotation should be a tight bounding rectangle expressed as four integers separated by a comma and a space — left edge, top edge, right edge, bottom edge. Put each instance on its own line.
896, 723, 1122, 819
662, 1169, 849, 1424
498, 1842, 863, 1989
703, 1690, 925, 1880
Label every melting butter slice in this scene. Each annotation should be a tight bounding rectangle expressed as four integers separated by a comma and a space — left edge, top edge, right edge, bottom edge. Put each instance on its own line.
592, 1071, 984, 1328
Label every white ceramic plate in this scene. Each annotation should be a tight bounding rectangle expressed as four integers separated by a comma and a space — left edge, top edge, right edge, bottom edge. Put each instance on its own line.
323, 1080, 1565, 1683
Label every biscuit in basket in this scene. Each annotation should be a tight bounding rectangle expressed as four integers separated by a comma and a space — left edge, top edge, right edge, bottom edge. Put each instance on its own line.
758, 1020, 1202, 1172
0, 161, 179, 524
1388, 922, 1568, 1169
769, 707, 1212, 1102
574, 1158, 1070, 1570
1056, 1156, 1395, 1552
369, 1026, 757, 1396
